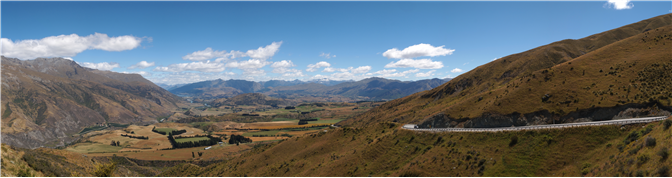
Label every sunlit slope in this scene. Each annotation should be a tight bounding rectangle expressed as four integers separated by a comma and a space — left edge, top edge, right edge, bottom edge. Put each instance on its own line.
341, 13, 672, 128
1, 57, 183, 148
177, 117, 672, 177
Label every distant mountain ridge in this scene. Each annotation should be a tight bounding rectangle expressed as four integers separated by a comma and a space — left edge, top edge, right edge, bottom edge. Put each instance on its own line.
169, 77, 451, 100
1, 56, 184, 149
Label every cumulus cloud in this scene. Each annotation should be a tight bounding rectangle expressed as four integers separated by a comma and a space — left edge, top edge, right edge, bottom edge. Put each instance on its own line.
306, 61, 331, 72
128, 61, 155, 69
416, 70, 436, 77
1, 33, 144, 59
79, 62, 120, 71
323, 67, 348, 73
604, 0, 633, 10
271, 60, 295, 68
153, 61, 226, 73
320, 52, 335, 59
182, 41, 281, 62
246, 41, 283, 60
321, 66, 371, 74
492, 57, 500, 61
384, 59, 444, 69
226, 59, 271, 70
63, 57, 74, 61
383, 43, 455, 59
366, 69, 420, 78
282, 69, 305, 77
451, 68, 464, 73
182, 47, 228, 61
351, 66, 372, 74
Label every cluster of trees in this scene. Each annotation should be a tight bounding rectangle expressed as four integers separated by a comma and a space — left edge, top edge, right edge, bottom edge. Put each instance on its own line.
120, 134, 148, 140
167, 135, 222, 149
174, 134, 208, 139
110, 140, 121, 146
229, 135, 252, 145
151, 127, 187, 135
192, 152, 204, 158
298, 118, 319, 125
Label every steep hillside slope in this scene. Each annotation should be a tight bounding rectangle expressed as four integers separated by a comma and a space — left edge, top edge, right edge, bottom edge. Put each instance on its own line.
161, 117, 671, 177
342, 13, 672, 128
1, 57, 183, 148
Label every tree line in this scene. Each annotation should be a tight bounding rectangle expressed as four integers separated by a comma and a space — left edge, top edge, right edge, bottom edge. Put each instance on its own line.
120, 134, 148, 140
167, 134, 222, 149
151, 126, 187, 135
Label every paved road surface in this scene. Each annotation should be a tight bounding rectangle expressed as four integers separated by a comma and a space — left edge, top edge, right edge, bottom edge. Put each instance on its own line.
402, 116, 669, 132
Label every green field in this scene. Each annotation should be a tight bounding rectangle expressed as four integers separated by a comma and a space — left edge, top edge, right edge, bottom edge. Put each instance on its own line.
242, 130, 281, 137
174, 137, 210, 143
154, 128, 177, 133
65, 143, 122, 153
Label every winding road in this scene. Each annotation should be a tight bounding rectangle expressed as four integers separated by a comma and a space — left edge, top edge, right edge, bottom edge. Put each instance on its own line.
402, 116, 669, 132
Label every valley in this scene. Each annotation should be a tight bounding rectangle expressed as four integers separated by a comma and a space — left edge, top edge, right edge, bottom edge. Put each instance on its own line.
1, 7, 671, 177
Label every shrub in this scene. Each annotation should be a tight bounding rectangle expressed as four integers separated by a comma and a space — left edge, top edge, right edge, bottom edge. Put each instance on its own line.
663, 120, 672, 130
645, 137, 656, 147
657, 147, 669, 160
637, 154, 650, 165
636, 170, 644, 177
509, 135, 519, 147
658, 166, 670, 177
93, 162, 117, 177
624, 131, 640, 145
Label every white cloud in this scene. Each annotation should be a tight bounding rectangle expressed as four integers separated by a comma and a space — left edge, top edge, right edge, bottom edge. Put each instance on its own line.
351, 66, 371, 74
365, 69, 420, 78
451, 68, 464, 73
128, 61, 155, 69
416, 70, 436, 77
79, 62, 120, 71
182, 47, 228, 61
246, 41, 283, 60
605, 0, 633, 10
153, 61, 226, 73
382, 43, 455, 59
1, 33, 144, 59
384, 59, 444, 69
492, 57, 500, 61
306, 61, 331, 72
226, 59, 271, 70
320, 52, 335, 59
282, 70, 305, 77
271, 60, 295, 68
443, 74, 453, 79
63, 57, 73, 61
323, 67, 348, 73
121, 71, 153, 76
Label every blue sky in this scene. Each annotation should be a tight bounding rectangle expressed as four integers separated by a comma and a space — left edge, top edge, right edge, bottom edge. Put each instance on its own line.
1, 1, 670, 85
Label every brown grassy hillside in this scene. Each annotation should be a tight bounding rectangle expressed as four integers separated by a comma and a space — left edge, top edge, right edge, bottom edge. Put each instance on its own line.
157, 117, 672, 177
1, 57, 183, 149
342, 13, 672, 128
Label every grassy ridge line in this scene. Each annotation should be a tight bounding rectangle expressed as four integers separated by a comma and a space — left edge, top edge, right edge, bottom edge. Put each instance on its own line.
342, 14, 672, 128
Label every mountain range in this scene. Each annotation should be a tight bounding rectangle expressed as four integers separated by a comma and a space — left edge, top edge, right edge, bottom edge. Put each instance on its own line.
169, 77, 451, 101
